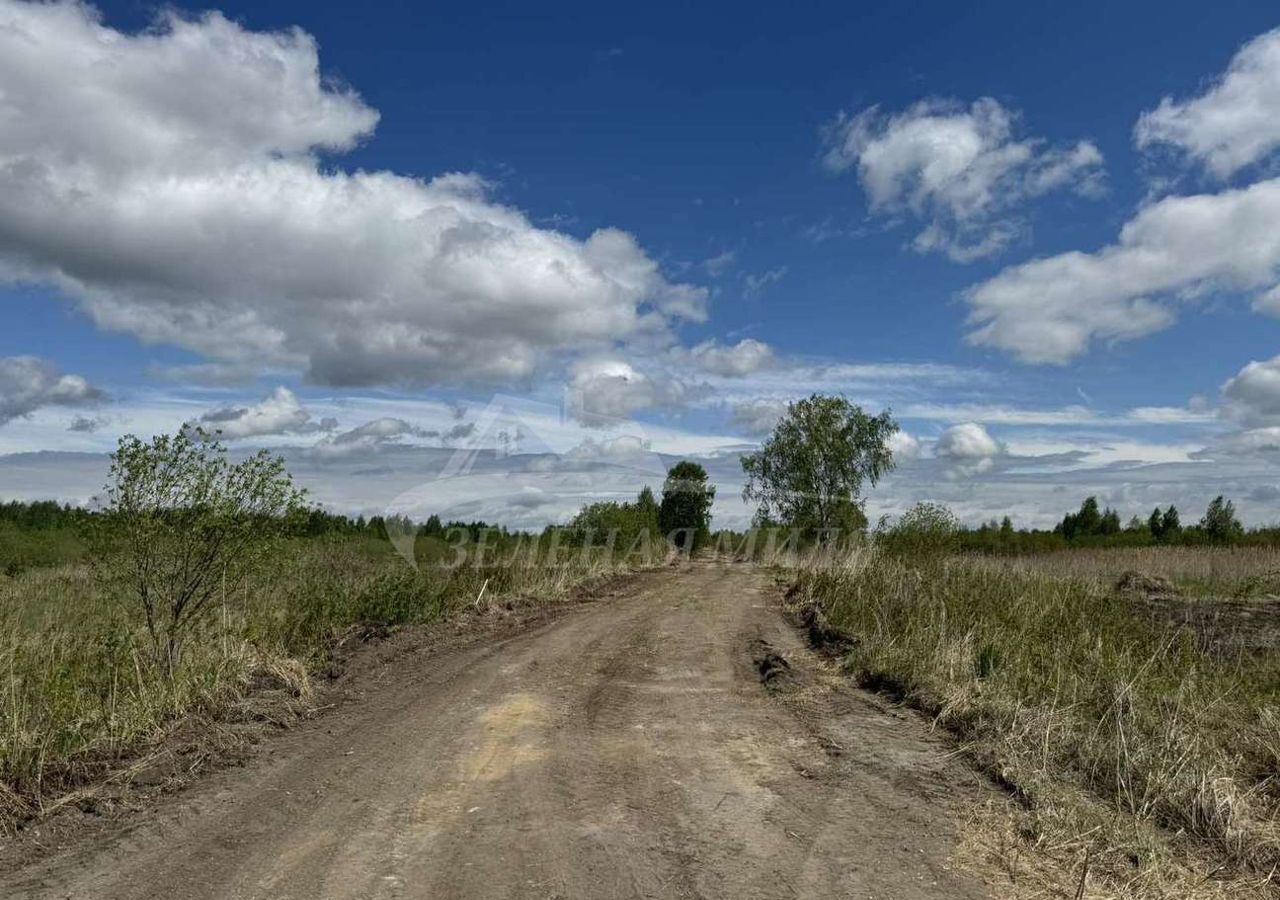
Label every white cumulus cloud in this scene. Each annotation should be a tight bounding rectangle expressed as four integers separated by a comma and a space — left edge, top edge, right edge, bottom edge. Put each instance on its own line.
729, 398, 789, 436
934, 422, 1001, 476
1222, 354, 1280, 429
1253, 284, 1280, 317
1136, 28, 1280, 178
887, 430, 920, 462
965, 177, 1280, 363
968, 28, 1280, 365
0, 1, 704, 388
191, 386, 336, 439
689, 339, 775, 377
309, 417, 430, 458
566, 358, 688, 426
0, 355, 102, 424
823, 97, 1104, 261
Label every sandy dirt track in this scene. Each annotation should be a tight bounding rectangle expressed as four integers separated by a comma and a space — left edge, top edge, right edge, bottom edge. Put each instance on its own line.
3, 563, 990, 899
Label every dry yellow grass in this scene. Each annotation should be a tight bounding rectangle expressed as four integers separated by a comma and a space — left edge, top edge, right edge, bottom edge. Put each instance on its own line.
793, 546, 1280, 899
0, 537, 631, 815
998, 544, 1280, 597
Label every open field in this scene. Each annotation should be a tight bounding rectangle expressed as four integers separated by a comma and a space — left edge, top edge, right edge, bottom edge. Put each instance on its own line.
794, 545, 1280, 899
3, 495, 1279, 899
994, 546, 1280, 655
0, 536, 631, 818
1000, 545, 1280, 599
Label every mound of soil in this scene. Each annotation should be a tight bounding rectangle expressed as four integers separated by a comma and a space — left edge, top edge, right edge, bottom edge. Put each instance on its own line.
749, 638, 797, 690
1116, 571, 1280, 654
1150, 596, 1280, 654
1115, 570, 1178, 598
794, 603, 856, 655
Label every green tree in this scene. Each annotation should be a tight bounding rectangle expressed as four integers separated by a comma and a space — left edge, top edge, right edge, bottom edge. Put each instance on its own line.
1099, 507, 1121, 535
1162, 505, 1181, 540
831, 498, 869, 534
569, 501, 625, 546
99, 429, 308, 674
740, 394, 897, 539
658, 461, 715, 551
1058, 497, 1106, 541
1076, 497, 1102, 536
1200, 495, 1242, 544
1057, 512, 1078, 540
1148, 507, 1165, 541
635, 485, 661, 537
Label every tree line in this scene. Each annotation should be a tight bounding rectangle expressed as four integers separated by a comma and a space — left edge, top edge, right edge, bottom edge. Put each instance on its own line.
1054, 494, 1246, 545
957, 494, 1264, 554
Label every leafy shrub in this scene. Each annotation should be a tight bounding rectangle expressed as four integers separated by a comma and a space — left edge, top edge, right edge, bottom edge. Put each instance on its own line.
876, 502, 961, 558
95, 430, 308, 674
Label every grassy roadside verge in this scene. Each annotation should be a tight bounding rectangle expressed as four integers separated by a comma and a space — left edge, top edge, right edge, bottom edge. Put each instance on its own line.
791, 549, 1280, 899
0, 538, 633, 825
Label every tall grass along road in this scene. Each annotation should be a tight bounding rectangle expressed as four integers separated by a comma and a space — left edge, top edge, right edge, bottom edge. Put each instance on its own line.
795, 545, 1280, 900
1, 564, 989, 900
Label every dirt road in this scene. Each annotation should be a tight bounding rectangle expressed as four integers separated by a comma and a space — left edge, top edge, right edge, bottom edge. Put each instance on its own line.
4, 564, 990, 899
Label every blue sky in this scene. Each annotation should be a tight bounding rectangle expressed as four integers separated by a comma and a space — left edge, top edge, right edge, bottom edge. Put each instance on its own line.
2, 0, 1280, 527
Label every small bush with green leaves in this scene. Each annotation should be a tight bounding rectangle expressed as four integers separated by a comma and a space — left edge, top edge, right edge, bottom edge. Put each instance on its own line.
875, 501, 961, 559
96, 429, 308, 675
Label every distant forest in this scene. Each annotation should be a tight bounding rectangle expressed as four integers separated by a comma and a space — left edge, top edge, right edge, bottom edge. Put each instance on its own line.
1, 489, 1276, 576
958, 494, 1269, 554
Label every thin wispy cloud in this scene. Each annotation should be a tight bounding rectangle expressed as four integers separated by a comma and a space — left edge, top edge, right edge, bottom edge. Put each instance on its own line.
742, 266, 788, 297
702, 250, 736, 276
